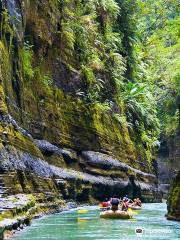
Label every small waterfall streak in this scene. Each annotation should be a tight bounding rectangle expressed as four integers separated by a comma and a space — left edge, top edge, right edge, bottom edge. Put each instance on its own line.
5, 0, 23, 40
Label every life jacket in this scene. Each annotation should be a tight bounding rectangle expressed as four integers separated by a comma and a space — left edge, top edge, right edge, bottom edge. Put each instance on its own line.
111, 198, 119, 206
122, 201, 128, 210
101, 202, 109, 207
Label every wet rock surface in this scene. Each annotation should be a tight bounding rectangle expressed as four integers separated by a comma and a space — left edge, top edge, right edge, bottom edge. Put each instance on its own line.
0, 135, 160, 203
2, 0, 24, 40
81, 151, 156, 179
157, 135, 180, 198
167, 171, 180, 221
0, 192, 66, 240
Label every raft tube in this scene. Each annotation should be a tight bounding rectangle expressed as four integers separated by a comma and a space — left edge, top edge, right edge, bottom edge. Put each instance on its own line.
99, 207, 111, 211
128, 205, 142, 210
100, 210, 132, 219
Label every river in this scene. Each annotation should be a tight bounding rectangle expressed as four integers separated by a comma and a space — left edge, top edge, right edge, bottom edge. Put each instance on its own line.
13, 203, 180, 240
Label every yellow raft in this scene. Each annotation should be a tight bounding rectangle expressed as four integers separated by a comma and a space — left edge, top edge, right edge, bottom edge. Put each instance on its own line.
100, 210, 132, 219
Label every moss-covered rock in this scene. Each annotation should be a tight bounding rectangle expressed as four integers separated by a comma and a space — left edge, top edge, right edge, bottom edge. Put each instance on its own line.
167, 171, 180, 221
0, 0, 161, 206
157, 132, 180, 200
0, 0, 156, 170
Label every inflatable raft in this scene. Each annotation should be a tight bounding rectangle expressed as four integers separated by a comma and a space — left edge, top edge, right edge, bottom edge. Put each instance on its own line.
128, 205, 142, 210
100, 210, 132, 219
99, 207, 110, 211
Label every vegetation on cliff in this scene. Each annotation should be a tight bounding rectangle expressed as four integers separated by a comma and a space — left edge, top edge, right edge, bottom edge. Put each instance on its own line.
135, 0, 180, 136
0, 0, 162, 169
0, 0, 179, 212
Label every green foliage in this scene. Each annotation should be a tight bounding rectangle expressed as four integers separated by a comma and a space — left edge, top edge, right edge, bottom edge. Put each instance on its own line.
110, 52, 126, 91
21, 42, 34, 79
115, 0, 139, 80
42, 74, 53, 87
57, 0, 125, 103
121, 82, 160, 156
18, 0, 180, 165
94, 0, 120, 20
56, 0, 164, 163
135, 0, 180, 135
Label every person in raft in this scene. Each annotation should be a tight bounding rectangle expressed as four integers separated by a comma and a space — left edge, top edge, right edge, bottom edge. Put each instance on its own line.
110, 196, 120, 212
101, 198, 111, 209
121, 197, 129, 211
134, 198, 142, 207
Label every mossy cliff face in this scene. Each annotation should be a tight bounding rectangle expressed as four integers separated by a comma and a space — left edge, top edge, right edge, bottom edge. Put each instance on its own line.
0, 0, 161, 202
157, 134, 180, 198
167, 171, 180, 221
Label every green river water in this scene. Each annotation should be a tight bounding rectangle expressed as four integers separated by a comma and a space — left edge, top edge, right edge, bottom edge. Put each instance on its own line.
13, 203, 179, 240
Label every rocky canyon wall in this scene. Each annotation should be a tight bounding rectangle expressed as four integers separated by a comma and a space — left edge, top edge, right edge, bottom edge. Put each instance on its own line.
0, 0, 161, 203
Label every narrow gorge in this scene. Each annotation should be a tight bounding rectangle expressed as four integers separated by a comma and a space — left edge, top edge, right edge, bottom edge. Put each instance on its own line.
0, 0, 179, 239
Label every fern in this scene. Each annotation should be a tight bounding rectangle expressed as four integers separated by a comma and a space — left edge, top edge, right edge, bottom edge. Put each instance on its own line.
21, 42, 34, 79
